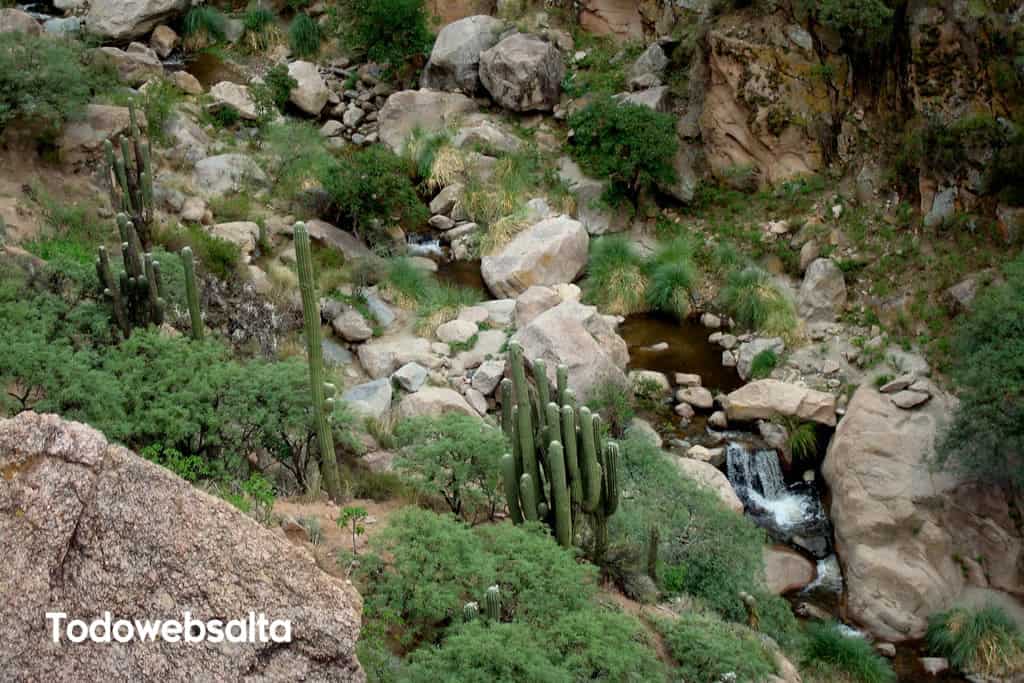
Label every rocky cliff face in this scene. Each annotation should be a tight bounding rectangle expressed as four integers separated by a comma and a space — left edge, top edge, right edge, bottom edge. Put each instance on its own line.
0, 412, 364, 681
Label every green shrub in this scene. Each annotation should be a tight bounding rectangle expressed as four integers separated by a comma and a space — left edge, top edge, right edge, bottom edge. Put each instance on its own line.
288, 13, 320, 59
262, 120, 336, 203
242, 7, 280, 53
934, 255, 1024, 489
182, 223, 242, 280
251, 63, 297, 122
318, 146, 427, 247
585, 378, 636, 437
644, 237, 698, 318
182, 6, 228, 50
582, 236, 648, 315
781, 417, 817, 462
818, 0, 893, 49
568, 97, 678, 203
338, 0, 432, 67
660, 610, 777, 683
24, 192, 107, 265
801, 622, 896, 683
394, 415, 508, 523
0, 33, 114, 135
381, 258, 481, 335
720, 265, 799, 340
139, 78, 183, 146
750, 349, 778, 379
926, 605, 1024, 678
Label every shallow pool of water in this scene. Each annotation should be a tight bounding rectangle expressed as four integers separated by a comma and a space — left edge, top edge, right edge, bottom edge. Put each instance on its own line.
176, 52, 247, 89
619, 313, 742, 393
435, 259, 487, 293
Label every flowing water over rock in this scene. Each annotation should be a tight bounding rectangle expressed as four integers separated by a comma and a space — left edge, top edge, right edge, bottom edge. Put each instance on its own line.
726, 443, 832, 558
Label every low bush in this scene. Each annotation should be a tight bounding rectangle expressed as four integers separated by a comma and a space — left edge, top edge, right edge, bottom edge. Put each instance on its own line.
568, 97, 678, 204
583, 237, 648, 315
585, 378, 635, 437
800, 622, 896, 683
660, 610, 777, 683
139, 78, 183, 146
318, 146, 427, 247
0, 33, 114, 136
934, 255, 1024, 489
182, 6, 228, 50
337, 0, 432, 67
381, 258, 481, 335
719, 265, 799, 340
394, 415, 507, 523
644, 236, 698, 318
927, 605, 1024, 677
288, 13, 320, 59
750, 348, 778, 379
251, 63, 297, 123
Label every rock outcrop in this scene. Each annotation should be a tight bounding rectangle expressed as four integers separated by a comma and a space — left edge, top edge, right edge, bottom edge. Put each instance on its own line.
724, 379, 837, 426
798, 258, 847, 323
0, 412, 364, 681
481, 215, 589, 298
86, 0, 189, 40
479, 34, 564, 112
511, 300, 628, 403
421, 15, 504, 93
378, 89, 478, 153
823, 387, 1024, 642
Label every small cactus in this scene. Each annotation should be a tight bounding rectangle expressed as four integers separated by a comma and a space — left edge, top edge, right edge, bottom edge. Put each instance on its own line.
181, 246, 204, 340
463, 602, 479, 622
484, 585, 500, 621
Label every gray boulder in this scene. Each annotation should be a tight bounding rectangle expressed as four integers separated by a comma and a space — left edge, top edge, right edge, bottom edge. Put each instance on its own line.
92, 44, 163, 87
628, 43, 668, 90
288, 61, 329, 116
480, 34, 564, 112
208, 81, 259, 121
0, 412, 364, 681
0, 8, 41, 34
378, 89, 478, 153
86, 0, 188, 40
736, 337, 785, 381
421, 15, 504, 93
481, 215, 589, 298
396, 387, 479, 420
798, 258, 847, 323
342, 378, 393, 420
193, 154, 267, 198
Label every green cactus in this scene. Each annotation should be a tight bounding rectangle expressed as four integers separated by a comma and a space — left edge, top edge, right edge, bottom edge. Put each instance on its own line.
181, 246, 204, 340
105, 103, 155, 249
294, 222, 344, 503
484, 585, 500, 621
500, 346, 620, 556
96, 214, 168, 338
463, 602, 479, 622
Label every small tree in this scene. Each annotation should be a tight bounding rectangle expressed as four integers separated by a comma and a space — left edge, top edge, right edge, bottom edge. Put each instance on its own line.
568, 96, 678, 205
394, 414, 508, 523
338, 506, 369, 555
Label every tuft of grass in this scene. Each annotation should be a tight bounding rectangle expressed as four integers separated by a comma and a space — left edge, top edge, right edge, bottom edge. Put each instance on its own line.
583, 236, 648, 316
927, 606, 1024, 678
644, 236, 698, 318
242, 7, 282, 53
801, 622, 896, 683
750, 348, 778, 379
720, 265, 799, 341
288, 13, 320, 59
382, 258, 481, 336
780, 416, 817, 461
207, 193, 252, 223
182, 6, 228, 51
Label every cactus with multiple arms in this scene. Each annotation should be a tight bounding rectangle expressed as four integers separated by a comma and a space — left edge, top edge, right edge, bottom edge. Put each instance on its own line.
104, 103, 154, 248
96, 214, 167, 338
500, 341, 620, 556
293, 222, 344, 503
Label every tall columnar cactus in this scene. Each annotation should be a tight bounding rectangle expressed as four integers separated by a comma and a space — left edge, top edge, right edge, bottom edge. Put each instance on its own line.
501, 341, 620, 555
104, 103, 155, 248
294, 222, 344, 503
181, 246, 204, 341
95, 214, 166, 339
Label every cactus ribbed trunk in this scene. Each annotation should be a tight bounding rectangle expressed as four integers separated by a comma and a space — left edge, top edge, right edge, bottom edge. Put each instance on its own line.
294, 222, 343, 503
181, 246, 204, 340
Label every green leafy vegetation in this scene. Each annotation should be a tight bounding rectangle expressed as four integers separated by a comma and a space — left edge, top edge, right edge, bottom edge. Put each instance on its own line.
934, 255, 1024, 489
750, 348, 778, 379
138, 78, 183, 146
182, 6, 228, 51
800, 622, 896, 683
582, 236, 698, 319
660, 609, 778, 683
336, 0, 433, 67
720, 265, 799, 341
381, 257, 481, 335
817, 0, 894, 51
0, 33, 114, 136
394, 415, 507, 523
251, 63, 297, 123
926, 605, 1024, 678
562, 35, 642, 98
644, 237, 698, 318
242, 7, 281, 53
568, 97, 678, 204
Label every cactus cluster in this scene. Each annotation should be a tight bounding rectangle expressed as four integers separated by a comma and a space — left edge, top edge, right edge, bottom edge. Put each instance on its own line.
95, 213, 167, 338
463, 585, 501, 623
104, 103, 154, 249
500, 341, 620, 558
293, 222, 344, 503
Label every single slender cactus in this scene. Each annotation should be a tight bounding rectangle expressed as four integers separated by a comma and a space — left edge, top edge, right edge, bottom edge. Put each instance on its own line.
484, 585, 500, 621
647, 526, 660, 581
500, 453, 523, 524
105, 103, 155, 249
547, 440, 572, 547
519, 473, 539, 522
181, 246, 204, 340
294, 222, 343, 503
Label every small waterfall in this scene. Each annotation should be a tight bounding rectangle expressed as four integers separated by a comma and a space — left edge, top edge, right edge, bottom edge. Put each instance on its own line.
407, 234, 444, 258
725, 441, 832, 559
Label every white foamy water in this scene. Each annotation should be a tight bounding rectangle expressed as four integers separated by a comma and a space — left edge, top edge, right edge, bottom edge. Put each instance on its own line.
407, 239, 444, 258
746, 488, 818, 529
804, 555, 843, 594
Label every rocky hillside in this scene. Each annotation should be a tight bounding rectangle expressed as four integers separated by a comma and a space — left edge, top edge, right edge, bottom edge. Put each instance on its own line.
1, 0, 1022, 680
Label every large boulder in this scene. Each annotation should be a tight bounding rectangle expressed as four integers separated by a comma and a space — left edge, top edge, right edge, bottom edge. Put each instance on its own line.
823, 387, 1024, 642
557, 157, 631, 235
511, 300, 628, 403
357, 335, 434, 379
287, 61, 329, 116
724, 379, 837, 426
209, 81, 259, 121
479, 34, 564, 112
86, 0, 188, 40
193, 154, 267, 198
578, 0, 643, 40
342, 379, 393, 421
58, 105, 140, 166
0, 412, 364, 680
673, 457, 744, 514
481, 215, 589, 298
0, 8, 41, 34
763, 546, 816, 595
396, 387, 479, 420
92, 44, 163, 87
378, 89, 478, 153
798, 258, 847, 323
421, 15, 504, 93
